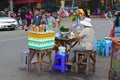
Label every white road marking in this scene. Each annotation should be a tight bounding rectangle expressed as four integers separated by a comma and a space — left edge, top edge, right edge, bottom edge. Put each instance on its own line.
0, 36, 27, 42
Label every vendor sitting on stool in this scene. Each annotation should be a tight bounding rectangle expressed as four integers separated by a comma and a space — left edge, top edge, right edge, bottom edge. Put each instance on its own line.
66, 18, 95, 66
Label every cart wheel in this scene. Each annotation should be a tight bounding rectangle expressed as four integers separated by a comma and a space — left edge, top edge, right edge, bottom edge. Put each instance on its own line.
108, 70, 115, 80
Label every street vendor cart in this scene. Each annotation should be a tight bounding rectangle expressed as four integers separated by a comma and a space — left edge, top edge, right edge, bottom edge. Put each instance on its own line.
109, 38, 120, 80
28, 30, 55, 74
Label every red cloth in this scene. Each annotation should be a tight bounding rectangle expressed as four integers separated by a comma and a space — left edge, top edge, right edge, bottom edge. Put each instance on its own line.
101, 14, 106, 18
110, 22, 116, 37
110, 29, 114, 37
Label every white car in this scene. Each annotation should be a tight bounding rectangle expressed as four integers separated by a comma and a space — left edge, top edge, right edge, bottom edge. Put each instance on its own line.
0, 17, 18, 30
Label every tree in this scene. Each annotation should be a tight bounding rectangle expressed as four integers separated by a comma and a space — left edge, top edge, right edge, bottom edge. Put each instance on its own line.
0, 0, 8, 10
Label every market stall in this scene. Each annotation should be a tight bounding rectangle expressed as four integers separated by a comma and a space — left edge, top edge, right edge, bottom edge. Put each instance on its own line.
27, 8, 84, 74
28, 25, 55, 74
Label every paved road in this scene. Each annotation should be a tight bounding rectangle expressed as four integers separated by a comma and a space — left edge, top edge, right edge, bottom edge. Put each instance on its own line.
0, 18, 113, 80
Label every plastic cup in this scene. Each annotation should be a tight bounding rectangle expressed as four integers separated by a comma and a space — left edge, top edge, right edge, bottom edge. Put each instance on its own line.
48, 23, 52, 28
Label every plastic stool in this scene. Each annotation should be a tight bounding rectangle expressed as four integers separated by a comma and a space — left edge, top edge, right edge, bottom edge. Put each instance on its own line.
93, 38, 97, 51
53, 53, 68, 73
97, 40, 106, 56
105, 40, 112, 56
101, 40, 106, 57
20, 50, 29, 69
96, 40, 102, 55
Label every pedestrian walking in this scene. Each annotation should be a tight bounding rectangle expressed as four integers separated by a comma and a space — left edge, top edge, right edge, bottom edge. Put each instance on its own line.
20, 8, 27, 30
17, 8, 22, 26
25, 10, 33, 31
110, 12, 120, 37
114, 12, 120, 37
10, 12, 16, 19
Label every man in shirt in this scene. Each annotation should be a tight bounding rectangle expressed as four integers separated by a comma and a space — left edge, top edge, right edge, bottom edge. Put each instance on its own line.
32, 8, 42, 26
42, 9, 56, 28
67, 18, 95, 65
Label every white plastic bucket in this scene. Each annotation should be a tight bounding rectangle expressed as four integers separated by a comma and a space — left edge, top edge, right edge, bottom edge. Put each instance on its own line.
58, 46, 66, 55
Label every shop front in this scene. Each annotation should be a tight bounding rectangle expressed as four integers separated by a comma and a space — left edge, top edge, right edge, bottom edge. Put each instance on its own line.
13, 0, 47, 12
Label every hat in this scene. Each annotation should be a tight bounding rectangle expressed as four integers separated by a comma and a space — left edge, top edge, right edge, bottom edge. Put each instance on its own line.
80, 18, 92, 27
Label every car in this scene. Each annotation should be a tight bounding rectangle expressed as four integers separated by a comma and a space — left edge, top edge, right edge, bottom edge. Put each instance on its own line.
0, 17, 18, 30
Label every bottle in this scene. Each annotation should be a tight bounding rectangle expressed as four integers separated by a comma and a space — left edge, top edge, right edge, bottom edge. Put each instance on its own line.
58, 30, 61, 39
42, 25, 44, 32
39, 25, 42, 32
44, 25, 46, 32
32, 25, 35, 31
48, 23, 52, 28
34, 26, 37, 32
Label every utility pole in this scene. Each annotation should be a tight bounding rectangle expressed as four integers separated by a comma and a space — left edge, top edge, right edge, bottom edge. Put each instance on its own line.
9, 0, 13, 12
61, 0, 65, 8
72, 0, 74, 7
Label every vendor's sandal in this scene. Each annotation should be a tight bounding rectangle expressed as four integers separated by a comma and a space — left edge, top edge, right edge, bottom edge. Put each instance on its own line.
25, 29, 28, 31
66, 62, 73, 66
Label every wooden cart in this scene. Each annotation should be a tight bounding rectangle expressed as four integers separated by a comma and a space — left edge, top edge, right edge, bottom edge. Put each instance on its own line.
109, 38, 120, 80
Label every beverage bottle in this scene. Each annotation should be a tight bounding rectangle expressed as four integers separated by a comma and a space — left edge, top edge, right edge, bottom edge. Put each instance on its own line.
32, 25, 34, 31
34, 26, 37, 32
42, 25, 44, 32
48, 23, 52, 28
39, 25, 42, 32
31, 25, 33, 31
58, 30, 61, 39
44, 25, 46, 32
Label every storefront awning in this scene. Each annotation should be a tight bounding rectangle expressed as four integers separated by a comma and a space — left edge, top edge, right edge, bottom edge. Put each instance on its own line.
13, 0, 45, 4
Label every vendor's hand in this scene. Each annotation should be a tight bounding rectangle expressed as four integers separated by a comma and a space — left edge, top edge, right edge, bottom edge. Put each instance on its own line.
74, 31, 79, 37
74, 31, 77, 34
76, 35, 80, 40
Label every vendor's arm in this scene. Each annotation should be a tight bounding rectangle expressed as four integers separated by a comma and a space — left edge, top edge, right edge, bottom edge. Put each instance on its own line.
40, 17, 44, 24
52, 17, 56, 27
74, 32, 81, 40
75, 29, 86, 40
40, 14, 46, 24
